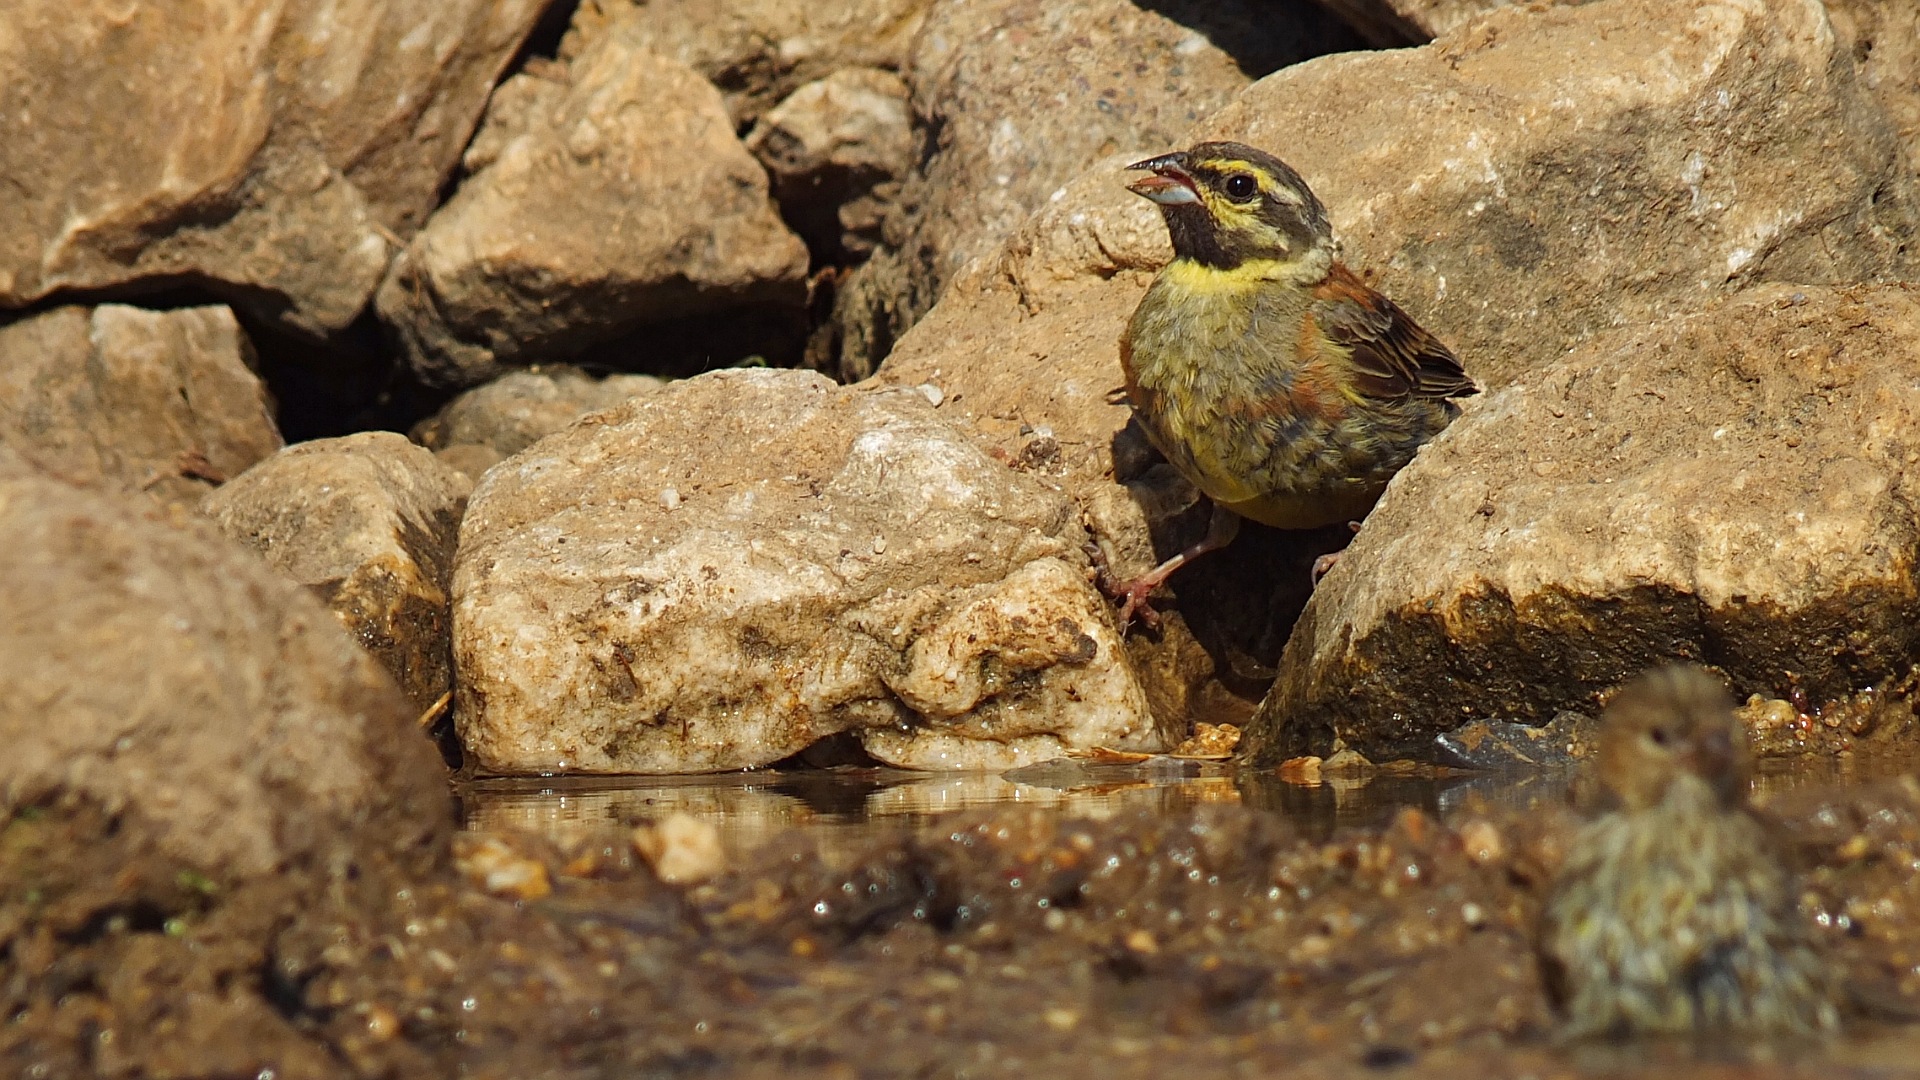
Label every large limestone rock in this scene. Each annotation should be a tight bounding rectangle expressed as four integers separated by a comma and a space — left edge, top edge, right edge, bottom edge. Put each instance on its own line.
0, 0, 546, 335
202, 433, 472, 712
0, 452, 449, 881
1244, 285, 1920, 763
377, 10, 811, 388
614, 0, 933, 126
454, 368, 1158, 774
830, 0, 1282, 379
878, 0, 1919, 716
0, 304, 282, 510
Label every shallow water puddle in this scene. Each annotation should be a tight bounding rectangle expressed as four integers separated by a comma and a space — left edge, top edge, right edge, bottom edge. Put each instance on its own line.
459, 751, 1920, 853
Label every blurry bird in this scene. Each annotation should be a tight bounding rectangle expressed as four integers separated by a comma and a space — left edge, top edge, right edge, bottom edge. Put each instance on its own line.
1539, 665, 1839, 1039
1112, 141, 1476, 626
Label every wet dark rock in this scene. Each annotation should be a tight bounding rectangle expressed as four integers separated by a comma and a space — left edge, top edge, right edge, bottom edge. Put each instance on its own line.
1248, 285, 1920, 764
0, 304, 281, 511
202, 432, 472, 712
453, 368, 1156, 774
1435, 712, 1599, 771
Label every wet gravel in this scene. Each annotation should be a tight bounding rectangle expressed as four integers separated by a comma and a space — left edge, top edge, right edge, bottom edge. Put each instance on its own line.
10, 763, 1920, 1078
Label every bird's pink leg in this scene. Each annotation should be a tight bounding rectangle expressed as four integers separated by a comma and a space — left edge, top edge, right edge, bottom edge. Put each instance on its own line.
1110, 504, 1241, 629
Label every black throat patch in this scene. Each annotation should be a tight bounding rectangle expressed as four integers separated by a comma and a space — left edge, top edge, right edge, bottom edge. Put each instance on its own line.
1159, 203, 1271, 270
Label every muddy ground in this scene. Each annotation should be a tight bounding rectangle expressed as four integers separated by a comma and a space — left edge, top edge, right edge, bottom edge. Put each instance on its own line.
8, 764, 1920, 1079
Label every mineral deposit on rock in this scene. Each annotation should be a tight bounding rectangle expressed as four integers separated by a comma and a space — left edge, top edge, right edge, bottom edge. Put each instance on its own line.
453, 368, 1158, 774
203, 433, 473, 712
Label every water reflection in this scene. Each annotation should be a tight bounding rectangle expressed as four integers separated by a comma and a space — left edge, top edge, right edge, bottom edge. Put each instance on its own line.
457, 758, 1584, 857
459, 745, 1920, 856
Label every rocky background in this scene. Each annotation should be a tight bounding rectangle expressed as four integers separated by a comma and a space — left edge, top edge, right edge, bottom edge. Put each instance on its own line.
5, 0, 1920, 775
6, 0, 1920, 773
10, 0, 1920, 1073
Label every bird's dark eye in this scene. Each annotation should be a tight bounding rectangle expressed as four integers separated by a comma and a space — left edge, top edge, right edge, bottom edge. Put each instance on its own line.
1648, 727, 1670, 746
1223, 174, 1259, 202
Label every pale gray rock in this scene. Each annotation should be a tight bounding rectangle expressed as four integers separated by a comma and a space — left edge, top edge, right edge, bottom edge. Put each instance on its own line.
453, 368, 1159, 774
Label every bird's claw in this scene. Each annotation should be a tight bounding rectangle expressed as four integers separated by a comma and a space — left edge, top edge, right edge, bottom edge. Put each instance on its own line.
1086, 540, 1165, 631
1113, 580, 1164, 632
1310, 551, 1342, 584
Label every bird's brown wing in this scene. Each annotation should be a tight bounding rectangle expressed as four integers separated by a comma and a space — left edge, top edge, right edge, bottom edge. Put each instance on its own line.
1309, 263, 1478, 401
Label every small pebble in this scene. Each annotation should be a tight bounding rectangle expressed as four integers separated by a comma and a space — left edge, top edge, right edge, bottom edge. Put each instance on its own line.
633, 812, 726, 885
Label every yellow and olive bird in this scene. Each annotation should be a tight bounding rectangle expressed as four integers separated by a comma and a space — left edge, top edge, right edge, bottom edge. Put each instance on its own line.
1540, 666, 1838, 1038
1113, 141, 1476, 625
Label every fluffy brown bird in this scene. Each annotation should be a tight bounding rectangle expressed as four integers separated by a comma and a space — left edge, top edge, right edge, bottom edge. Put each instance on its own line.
1540, 665, 1838, 1038
1113, 141, 1477, 625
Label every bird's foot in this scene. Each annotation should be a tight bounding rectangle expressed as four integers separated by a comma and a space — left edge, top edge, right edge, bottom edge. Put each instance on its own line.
1309, 521, 1363, 584
1113, 575, 1169, 631
1087, 540, 1170, 631
1310, 552, 1342, 584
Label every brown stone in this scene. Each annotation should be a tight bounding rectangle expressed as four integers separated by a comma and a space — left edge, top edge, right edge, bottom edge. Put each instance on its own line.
202, 433, 472, 712
376, 11, 810, 388
746, 67, 914, 263
0, 452, 449, 881
829, 0, 1275, 380
1190, 0, 1916, 390
611, 0, 933, 125
0, 0, 546, 335
453, 368, 1158, 774
1827, 0, 1920, 182
1244, 285, 1920, 763
0, 304, 282, 511
411, 365, 666, 460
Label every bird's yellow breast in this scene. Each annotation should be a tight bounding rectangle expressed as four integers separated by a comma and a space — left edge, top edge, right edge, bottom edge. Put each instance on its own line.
1122, 256, 1452, 530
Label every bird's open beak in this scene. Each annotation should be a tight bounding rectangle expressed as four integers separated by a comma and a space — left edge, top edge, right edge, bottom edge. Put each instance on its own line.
1126, 153, 1200, 205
